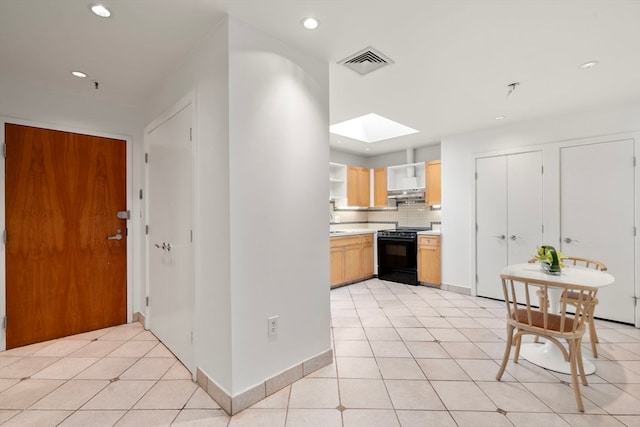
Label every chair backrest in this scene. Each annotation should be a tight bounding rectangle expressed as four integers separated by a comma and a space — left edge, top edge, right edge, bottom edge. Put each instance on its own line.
500, 273, 597, 337
561, 256, 607, 271
528, 256, 607, 271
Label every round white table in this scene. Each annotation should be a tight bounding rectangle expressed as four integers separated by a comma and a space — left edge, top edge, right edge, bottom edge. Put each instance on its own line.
501, 263, 614, 375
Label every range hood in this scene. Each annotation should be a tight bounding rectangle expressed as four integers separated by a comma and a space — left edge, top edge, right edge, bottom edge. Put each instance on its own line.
387, 188, 425, 200
387, 148, 425, 201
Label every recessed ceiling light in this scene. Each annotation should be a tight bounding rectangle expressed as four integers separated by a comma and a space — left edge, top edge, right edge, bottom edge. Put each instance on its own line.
495, 116, 505, 120
90, 4, 112, 18
580, 61, 598, 69
71, 71, 88, 78
330, 113, 419, 143
302, 17, 319, 30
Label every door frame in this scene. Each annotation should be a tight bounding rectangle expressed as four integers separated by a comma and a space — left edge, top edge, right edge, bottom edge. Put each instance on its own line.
0, 117, 134, 351
143, 91, 197, 374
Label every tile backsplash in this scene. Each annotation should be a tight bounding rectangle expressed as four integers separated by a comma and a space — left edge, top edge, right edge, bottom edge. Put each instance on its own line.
330, 202, 441, 229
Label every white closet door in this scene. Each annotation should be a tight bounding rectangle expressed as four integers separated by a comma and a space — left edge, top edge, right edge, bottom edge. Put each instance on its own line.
507, 151, 543, 264
476, 156, 508, 300
147, 103, 195, 373
476, 151, 543, 300
560, 139, 635, 324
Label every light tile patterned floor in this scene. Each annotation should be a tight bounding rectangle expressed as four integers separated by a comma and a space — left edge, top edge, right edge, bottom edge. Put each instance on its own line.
1, 278, 639, 426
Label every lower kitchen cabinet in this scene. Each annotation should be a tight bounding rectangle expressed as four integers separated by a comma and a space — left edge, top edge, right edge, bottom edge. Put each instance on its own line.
330, 233, 374, 288
418, 235, 441, 285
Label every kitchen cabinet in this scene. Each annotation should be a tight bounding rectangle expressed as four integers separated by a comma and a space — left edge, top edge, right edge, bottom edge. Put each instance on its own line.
330, 162, 347, 205
361, 234, 374, 277
418, 235, 441, 285
347, 165, 370, 207
373, 167, 387, 207
330, 233, 374, 288
425, 161, 441, 206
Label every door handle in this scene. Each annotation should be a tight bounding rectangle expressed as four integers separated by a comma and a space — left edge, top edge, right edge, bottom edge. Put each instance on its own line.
494, 234, 506, 240
154, 242, 172, 251
563, 237, 576, 244
107, 229, 123, 240
510, 235, 517, 241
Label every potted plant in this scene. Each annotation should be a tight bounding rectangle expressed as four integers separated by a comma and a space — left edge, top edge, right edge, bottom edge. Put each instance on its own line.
534, 245, 565, 275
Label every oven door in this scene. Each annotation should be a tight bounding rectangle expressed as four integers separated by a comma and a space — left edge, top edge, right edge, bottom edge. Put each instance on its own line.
377, 236, 418, 284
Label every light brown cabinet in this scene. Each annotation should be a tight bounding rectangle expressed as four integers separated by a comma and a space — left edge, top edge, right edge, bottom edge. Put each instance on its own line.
373, 167, 387, 207
418, 235, 441, 285
347, 165, 370, 207
330, 233, 374, 288
426, 160, 441, 206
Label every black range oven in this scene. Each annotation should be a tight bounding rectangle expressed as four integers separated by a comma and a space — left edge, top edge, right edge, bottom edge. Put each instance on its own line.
377, 227, 429, 285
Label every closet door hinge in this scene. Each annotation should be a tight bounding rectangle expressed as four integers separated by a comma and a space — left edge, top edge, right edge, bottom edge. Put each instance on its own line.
146, 296, 149, 307
3, 229, 6, 244
2, 143, 6, 158
145, 225, 149, 235
145, 152, 149, 164
189, 128, 192, 141
2, 316, 6, 329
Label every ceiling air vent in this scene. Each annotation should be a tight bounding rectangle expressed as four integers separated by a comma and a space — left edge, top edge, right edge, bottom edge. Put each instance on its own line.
338, 46, 394, 76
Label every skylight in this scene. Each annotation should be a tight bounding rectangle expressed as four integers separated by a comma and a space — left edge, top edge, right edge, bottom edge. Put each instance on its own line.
329, 113, 419, 143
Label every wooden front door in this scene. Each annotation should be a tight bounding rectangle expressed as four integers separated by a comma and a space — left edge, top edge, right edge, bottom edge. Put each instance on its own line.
5, 123, 127, 349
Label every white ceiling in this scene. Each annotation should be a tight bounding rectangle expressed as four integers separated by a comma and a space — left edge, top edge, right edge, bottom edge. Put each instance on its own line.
1, 1, 639, 156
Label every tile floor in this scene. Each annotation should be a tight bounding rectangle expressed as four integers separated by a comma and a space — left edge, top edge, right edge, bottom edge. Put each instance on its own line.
1, 278, 639, 426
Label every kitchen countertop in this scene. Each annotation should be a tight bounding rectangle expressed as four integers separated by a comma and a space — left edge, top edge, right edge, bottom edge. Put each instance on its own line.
417, 230, 441, 236
330, 229, 377, 236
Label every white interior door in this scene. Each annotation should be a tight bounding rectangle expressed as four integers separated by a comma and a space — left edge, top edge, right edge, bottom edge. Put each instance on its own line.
476, 155, 508, 300
507, 151, 543, 263
560, 139, 635, 324
147, 103, 194, 372
476, 152, 543, 300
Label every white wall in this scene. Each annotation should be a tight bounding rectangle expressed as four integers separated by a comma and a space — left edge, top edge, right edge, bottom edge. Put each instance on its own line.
145, 16, 330, 395
0, 77, 146, 349
228, 18, 330, 394
441, 100, 640, 292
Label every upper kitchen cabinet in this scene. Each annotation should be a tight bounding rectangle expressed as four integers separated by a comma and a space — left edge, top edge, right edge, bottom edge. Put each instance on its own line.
329, 162, 347, 205
387, 162, 425, 191
347, 165, 370, 207
425, 160, 441, 206
373, 167, 387, 207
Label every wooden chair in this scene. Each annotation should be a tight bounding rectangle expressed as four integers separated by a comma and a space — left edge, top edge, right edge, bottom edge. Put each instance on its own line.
496, 273, 598, 412
528, 256, 605, 357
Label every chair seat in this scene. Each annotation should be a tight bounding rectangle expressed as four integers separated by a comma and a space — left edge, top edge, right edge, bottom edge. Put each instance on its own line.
513, 308, 575, 333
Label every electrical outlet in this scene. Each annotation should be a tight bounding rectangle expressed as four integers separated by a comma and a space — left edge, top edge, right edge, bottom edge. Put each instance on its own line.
268, 315, 278, 338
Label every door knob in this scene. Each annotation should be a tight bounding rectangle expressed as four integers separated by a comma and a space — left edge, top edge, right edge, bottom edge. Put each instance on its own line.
563, 237, 573, 244
510, 235, 517, 241
494, 234, 506, 240
107, 229, 123, 240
